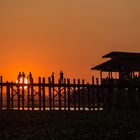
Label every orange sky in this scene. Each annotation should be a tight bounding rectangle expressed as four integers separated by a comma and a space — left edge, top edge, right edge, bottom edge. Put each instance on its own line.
0, 0, 140, 82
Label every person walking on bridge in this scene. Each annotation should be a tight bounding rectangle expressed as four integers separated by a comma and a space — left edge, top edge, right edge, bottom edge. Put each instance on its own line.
59, 70, 64, 84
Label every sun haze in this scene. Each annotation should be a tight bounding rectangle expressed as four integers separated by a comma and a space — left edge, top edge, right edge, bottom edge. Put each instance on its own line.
0, 0, 140, 81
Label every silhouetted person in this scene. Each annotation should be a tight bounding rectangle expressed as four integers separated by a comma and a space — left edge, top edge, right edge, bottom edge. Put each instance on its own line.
28, 72, 33, 83
17, 72, 22, 83
59, 70, 64, 83
22, 72, 25, 83
51, 72, 54, 84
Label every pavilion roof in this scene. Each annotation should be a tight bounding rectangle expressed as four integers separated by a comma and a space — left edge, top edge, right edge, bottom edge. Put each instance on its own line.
102, 51, 140, 59
91, 51, 140, 72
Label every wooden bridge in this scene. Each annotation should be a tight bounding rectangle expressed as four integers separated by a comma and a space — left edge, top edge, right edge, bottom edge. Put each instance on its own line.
0, 75, 101, 111
0, 74, 140, 111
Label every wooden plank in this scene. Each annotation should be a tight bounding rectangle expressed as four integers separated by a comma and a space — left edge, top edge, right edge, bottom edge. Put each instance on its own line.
0, 82, 90, 87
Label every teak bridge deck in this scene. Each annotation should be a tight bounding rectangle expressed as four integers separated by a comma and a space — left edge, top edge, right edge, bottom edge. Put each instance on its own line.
0, 76, 98, 111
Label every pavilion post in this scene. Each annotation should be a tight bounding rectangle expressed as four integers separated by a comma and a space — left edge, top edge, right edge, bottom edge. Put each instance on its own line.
109, 72, 111, 79
96, 78, 100, 111
92, 76, 94, 85
100, 70, 103, 84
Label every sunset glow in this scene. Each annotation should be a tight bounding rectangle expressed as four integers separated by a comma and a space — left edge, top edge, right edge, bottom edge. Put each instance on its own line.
0, 0, 140, 82
16, 77, 28, 89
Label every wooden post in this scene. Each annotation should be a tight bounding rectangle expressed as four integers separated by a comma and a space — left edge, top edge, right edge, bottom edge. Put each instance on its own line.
73, 79, 76, 111
6, 82, 10, 110
92, 76, 94, 85
22, 78, 25, 110
111, 71, 113, 78
31, 79, 34, 110
87, 83, 91, 111
64, 79, 66, 110
96, 78, 100, 111
82, 79, 85, 111
42, 77, 46, 111
52, 78, 55, 110
100, 71, 103, 84
58, 79, 61, 110
108, 72, 110, 79
17, 82, 20, 110
11, 82, 14, 110
38, 77, 42, 110
27, 83, 30, 110
67, 79, 70, 111
92, 83, 95, 111
0, 76, 3, 110
48, 77, 52, 111
78, 79, 81, 111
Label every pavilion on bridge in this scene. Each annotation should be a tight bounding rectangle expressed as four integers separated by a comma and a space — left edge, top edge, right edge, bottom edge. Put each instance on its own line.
91, 51, 140, 85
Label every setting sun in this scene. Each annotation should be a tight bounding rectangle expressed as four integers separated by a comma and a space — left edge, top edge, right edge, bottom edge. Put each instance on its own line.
16, 77, 28, 89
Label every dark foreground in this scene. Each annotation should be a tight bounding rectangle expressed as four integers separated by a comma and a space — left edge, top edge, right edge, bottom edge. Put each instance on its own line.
0, 110, 139, 140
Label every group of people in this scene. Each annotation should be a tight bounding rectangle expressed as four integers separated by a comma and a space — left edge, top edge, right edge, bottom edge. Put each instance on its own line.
17, 71, 64, 84
17, 72, 33, 83
51, 70, 64, 84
